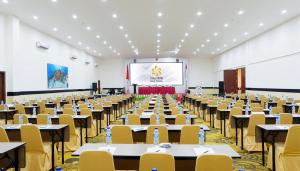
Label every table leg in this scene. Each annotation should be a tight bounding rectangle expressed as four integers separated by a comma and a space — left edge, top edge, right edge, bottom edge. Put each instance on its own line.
80, 124, 83, 146
51, 132, 55, 171
235, 118, 238, 146
241, 121, 244, 150
261, 129, 265, 165
14, 147, 19, 171
272, 136, 276, 171
96, 113, 99, 136
224, 117, 226, 137
212, 112, 215, 128
5, 113, 8, 124
85, 118, 88, 143
209, 108, 212, 127
61, 129, 65, 164
220, 112, 223, 134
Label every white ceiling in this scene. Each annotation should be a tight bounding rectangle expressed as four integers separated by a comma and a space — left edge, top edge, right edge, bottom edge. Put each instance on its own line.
0, 0, 300, 59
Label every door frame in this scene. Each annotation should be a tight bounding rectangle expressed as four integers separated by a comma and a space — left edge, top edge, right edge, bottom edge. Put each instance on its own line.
0, 71, 6, 102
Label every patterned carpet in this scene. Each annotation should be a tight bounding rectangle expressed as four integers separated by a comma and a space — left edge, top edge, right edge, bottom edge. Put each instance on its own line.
57, 114, 271, 171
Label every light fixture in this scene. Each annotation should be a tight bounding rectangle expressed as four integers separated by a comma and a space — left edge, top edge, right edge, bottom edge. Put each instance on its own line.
96, 35, 100, 39
72, 14, 78, 19
196, 11, 202, 16
78, 41, 82, 45
124, 34, 128, 38
213, 32, 218, 36
217, 48, 220, 51
93, 50, 97, 53
211, 51, 215, 55
193, 51, 196, 54
259, 22, 264, 27
117, 53, 120, 56
157, 33, 161, 37
67, 35, 72, 39
181, 39, 184, 43
237, 10, 244, 15
224, 44, 227, 47
131, 45, 135, 49
53, 27, 58, 32
196, 48, 200, 52
86, 26, 91, 31
178, 45, 182, 48
51, 0, 57, 2
33, 16, 39, 20
157, 45, 160, 48
103, 41, 107, 45
224, 23, 229, 28
157, 49, 160, 52
101, 0, 107, 2
157, 25, 162, 29
109, 46, 112, 49
184, 32, 189, 37
2, 0, 8, 4
190, 24, 195, 28
86, 46, 90, 50
157, 12, 163, 17
201, 44, 205, 48
157, 40, 160, 43
157, 52, 159, 55
232, 38, 237, 42
119, 25, 124, 30
113, 50, 117, 53
281, 10, 287, 14
206, 39, 210, 42
244, 32, 249, 36
112, 13, 118, 19
98, 53, 102, 56
128, 40, 132, 44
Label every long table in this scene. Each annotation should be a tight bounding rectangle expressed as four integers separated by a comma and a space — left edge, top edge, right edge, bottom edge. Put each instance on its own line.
72, 144, 241, 171
138, 86, 175, 95
0, 142, 26, 170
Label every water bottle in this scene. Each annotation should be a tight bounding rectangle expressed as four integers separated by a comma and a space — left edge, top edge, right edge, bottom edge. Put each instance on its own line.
292, 104, 296, 114
198, 127, 205, 145
276, 115, 280, 124
227, 103, 231, 109
73, 106, 77, 115
19, 115, 23, 124
125, 115, 129, 125
155, 114, 160, 125
47, 114, 52, 124
105, 126, 112, 145
151, 168, 157, 171
238, 168, 245, 171
153, 128, 159, 145
185, 114, 191, 125
90, 104, 94, 110
55, 166, 62, 171
54, 107, 57, 115
265, 102, 268, 110
33, 107, 37, 116
179, 106, 183, 114
269, 106, 273, 115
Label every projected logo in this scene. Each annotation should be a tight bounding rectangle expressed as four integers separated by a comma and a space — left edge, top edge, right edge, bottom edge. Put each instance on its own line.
150, 65, 163, 82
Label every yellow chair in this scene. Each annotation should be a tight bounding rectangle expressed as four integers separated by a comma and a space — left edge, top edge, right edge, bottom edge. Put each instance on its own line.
0, 104, 4, 110
128, 114, 141, 125
38, 101, 46, 114
59, 114, 80, 151
215, 103, 227, 129
111, 125, 133, 144
0, 127, 9, 142
13, 114, 29, 124
139, 153, 175, 171
79, 104, 88, 109
195, 154, 233, 171
80, 108, 97, 137
64, 104, 73, 108
37, 114, 49, 124
63, 108, 75, 115
150, 114, 166, 125
171, 107, 180, 115
227, 107, 243, 138
45, 108, 55, 115
234, 102, 244, 108
15, 104, 26, 114
244, 114, 266, 152
93, 104, 103, 110
272, 106, 283, 114
146, 126, 168, 144
175, 114, 186, 125
280, 113, 293, 124
80, 150, 115, 171
250, 103, 260, 108
77, 101, 85, 105
20, 125, 57, 171
180, 125, 200, 144
251, 107, 263, 113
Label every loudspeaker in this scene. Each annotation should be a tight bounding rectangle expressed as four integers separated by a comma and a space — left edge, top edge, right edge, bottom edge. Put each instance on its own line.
97, 80, 101, 94
219, 81, 224, 96
133, 59, 137, 63
176, 58, 179, 63
92, 82, 97, 92
133, 84, 137, 94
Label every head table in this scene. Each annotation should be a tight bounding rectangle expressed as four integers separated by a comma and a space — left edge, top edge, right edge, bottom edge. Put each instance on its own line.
138, 86, 175, 95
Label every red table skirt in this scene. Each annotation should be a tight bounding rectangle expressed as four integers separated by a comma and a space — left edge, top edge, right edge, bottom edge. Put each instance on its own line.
138, 86, 175, 95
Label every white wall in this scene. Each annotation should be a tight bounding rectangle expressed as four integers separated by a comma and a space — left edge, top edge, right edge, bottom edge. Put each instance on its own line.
214, 15, 300, 97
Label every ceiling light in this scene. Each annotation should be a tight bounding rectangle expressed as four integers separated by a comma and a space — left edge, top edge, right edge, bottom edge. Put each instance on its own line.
217, 48, 220, 51
196, 48, 200, 52
119, 25, 124, 30
157, 45, 160, 48
157, 33, 161, 37
157, 12, 163, 17
93, 50, 97, 53
193, 51, 196, 54
112, 13, 118, 19
181, 39, 184, 43
157, 52, 159, 55
103, 41, 107, 45
96, 35, 100, 39
2, 0, 8, 4
67, 35, 72, 39
128, 40, 132, 44
224, 23, 229, 28
281, 10, 287, 14
238, 10, 244, 15
86, 26, 91, 31
178, 45, 182, 48
211, 51, 215, 55
124, 34, 128, 38
232, 38, 237, 42
101, 0, 107, 2
109, 46, 112, 49
190, 24, 195, 28
157, 25, 162, 29
259, 22, 264, 27
157, 49, 160, 52
33, 16, 39, 20
157, 40, 160, 43
131, 45, 135, 49
117, 53, 120, 56
224, 44, 227, 47
51, 0, 57, 2
72, 14, 78, 19
213, 32, 218, 36
98, 53, 102, 56
86, 46, 90, 50
185, 32, 189, 37
196, 11, 202, 16
201, 44, 205, 48
78, 41, 82, 45
244, 32, 249, 36
113, 50, 117, 53
53, 27, 58, 31
206, 39, 210, 42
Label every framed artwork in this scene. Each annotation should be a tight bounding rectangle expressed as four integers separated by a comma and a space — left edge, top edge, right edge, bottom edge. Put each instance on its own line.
47, 63, 68, 88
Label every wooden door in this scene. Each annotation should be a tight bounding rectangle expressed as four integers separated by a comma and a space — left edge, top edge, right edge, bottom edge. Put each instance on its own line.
0, 72, 5, 102
224, 70, 238, 94
240, 68, 246, 93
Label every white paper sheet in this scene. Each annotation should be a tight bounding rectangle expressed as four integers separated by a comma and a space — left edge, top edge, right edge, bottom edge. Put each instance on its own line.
193, 147, 214, 155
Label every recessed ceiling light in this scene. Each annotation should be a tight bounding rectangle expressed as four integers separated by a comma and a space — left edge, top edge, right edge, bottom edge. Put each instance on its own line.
51, 0, 57, 2
112, 13, 118, 19
101, 0, 107, 2
2, 0, 8, 4
131, 45, 135, 49
128, 40, 132, 44
211, 51, 215, 55
72, 14, 78, 20
232, 38, 237, 42
157, 40, 160, 43
157, 12, 163, 17
98, 53, 102, 56
103, 41, 107, 45
184, 33, 189, 37
32, 15, 39, 20
124, 34, 128, 38
117, 53, 120, 56
224, 23, 229, 28
67, 35, 72, 39
206, 39, 210, 42
259, 22, 264, 27
157, 52, 159, 55
157, 25, 162, 29
196, 48, 200, 52
53, 27, 58, 31
196, 11, 202, 16
213, 32, 218, 36
96, 35, 100, 39
217, 48, 220, 51
224, 44, 227, 47
193, 51, 196, 54
113, 50, 117, 53
157, 49, 160, 52
190, 24, 195, 28
178, 45, 182, 48
181, 39, 184, 43
244, 32, 249, 36
93, 50, 97, 53
86, 26, 91, 31
201, 44, 205, 48
119, 25, 124, 30
157, 45, 160, 48
86, 46, 90, 50
237, 10, 244, 15
281, 10, 287, 14
157, 33, 161, 37
78, 41, 82, 45
109, 46, 112, 49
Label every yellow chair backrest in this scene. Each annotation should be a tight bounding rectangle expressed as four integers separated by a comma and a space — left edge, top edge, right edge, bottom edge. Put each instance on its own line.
45, 108, 54, 115
283, 125, 300, 154
137, 107, 144, 115
79, 104, 88, 109
77, 101, 85, 105
139, 152, 175, 171
234, 103, 243, 108
272, 106, 283, 114
38, 101, 46, 113
0, 127, 9, 142
80, 150, 115, 171
280, 113, 293, 124
93, 104, 103, 110
63, 108, 74, 115
111, 125, 133, 144
80, 108, 92, 116
250, 103, 260, 108
150, 114, 166, 125
146, 126, 168, 144
175, 114, 186, 125
180, 125, 200, 144
37, 114, 49, 124
171, 107, 180, 115
13, 114, 29, 124
217, 103, 227, 110
251, 107, 263, 112
230, 107, 243, 115
15, 104, 26, 114
247, 114, 265, 136
195, 154, 233, 171
64, 104, 73, 108
103, 101, 112, 106
20, 125, 45, 152
59, 114, 76, 135
128, 114, 141, 125
277, 100, 286, 107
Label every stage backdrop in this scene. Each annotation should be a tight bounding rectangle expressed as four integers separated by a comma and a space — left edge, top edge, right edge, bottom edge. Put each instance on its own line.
130, 62, 183, 85
47, 63, 69, 88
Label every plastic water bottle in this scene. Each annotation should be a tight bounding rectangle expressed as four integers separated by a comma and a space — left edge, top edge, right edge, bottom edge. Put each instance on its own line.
292, 103, 296, 114
269, 106, 273, 115
73, 106, 77, 115
19, 115, 23, 124
54, 107, 58, 115
151, 168, 157, 171
238, 168, 245, 171
276, 115, 280, 124
185, 114, 191, 125
125, 115, 129, 125
105, 126, 112, 145
55, 166, 62, 171
179, 106, 183, 114
153, 128, 159, 145
47, 114, 52, 124
155, 114, 160, 125
33, 107, 37, 115
198, 127, 205, 145
245, 106, 249, 115
265, 102, 268, 110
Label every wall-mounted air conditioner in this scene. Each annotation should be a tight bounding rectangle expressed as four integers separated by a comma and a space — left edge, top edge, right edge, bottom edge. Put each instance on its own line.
36, 41, 49, 50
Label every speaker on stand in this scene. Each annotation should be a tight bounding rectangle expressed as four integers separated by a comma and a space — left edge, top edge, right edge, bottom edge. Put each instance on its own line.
133, 84, 137, 94
219, 81, 224, 97
92, 82, 97, 95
